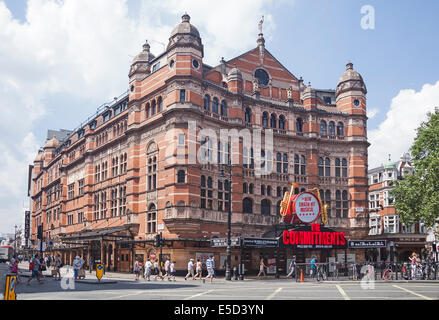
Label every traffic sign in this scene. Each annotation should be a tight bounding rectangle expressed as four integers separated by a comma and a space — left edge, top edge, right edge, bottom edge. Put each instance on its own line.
4, 275, 16, 300
96, 264, 104, 281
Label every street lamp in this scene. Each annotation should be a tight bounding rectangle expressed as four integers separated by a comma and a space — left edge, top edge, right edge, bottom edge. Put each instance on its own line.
220, 163, 232, 281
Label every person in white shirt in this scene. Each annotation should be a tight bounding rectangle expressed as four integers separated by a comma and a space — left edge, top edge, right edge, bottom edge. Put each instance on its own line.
185, 259, 195, 280
195, 258, 203, 280
170, 261, 176, 282
165, 259, 171, 281
144, 260, 152, 281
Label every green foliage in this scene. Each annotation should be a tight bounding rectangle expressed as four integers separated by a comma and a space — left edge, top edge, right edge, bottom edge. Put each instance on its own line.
391, 107, 439, 227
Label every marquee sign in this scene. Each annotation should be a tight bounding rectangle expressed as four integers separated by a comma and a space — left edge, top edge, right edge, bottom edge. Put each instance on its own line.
280, 184, 328, 225
282, 224, 347, 249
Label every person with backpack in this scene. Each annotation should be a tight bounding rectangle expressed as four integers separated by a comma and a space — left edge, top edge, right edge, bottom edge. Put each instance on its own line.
27, 254, 43, 285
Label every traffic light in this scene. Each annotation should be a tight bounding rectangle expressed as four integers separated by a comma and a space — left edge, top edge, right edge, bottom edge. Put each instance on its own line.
37, 225, 43, 240
154, 234, 161, 247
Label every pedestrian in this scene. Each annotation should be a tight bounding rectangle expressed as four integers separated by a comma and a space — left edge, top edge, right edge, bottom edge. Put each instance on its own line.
53, 254, 62, 280
88, 256, 94, 273
287, 255, 296, 278
203, 255, 215, 283
170, 261, 177, 282
144, 259, 152, 281
153, 260, 163, 280
133, 258, 140, 281
310, 256, 317, 280
27, 254, 43, 285
72, 256, 83, 280
409, 252, 418, 279
185, 258, 195, 280
165, 258, 171, 281
9, 257, 22, 284
195, 258, 203, 280
257, 259, 267, 278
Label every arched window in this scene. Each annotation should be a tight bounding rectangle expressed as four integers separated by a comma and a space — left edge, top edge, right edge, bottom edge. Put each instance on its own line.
337, 122, 344, 136
325, 157, 331, 176
261, 185, 265, 196
276, 200, 282, 216
221, 100, 227, 117
151, 100, 156, 115
212, 98, 219, 114
207, 177, 213, 188
261, 199, 271, 216
245, 108, 252, 123
279, 115, 285, 130
267, 186, 272, 196
276, 153, 282, 173
262, 112, 269, 127
329, 121, 336, 136
201, 175, 206, 187
270, 114, 277, 128
296, 118, 303, 132
204, 95, 210, 111
342, 158, 348, 177
177, 170, 185, 183
158, 97, 163, 112
243, 183, 248, 194
320, 120, 327, 136
249, 183, 254, 194
318, 157, 324, 176
243, 198, 253, 213
146, 103, 151, 118
277, 187, 281, 197
335, 158, 341, 177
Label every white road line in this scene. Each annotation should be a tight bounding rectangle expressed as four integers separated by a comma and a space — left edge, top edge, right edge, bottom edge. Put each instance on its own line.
184, 289, 214, 300
265, 287, 283, 300
392, 285, 434, 300
336, 285, 350, 300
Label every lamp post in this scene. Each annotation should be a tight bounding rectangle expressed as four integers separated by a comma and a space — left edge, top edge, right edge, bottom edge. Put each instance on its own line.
220, 164, 232, 281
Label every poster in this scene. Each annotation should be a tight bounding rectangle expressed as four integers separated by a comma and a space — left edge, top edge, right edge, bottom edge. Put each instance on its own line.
337, 253, 356, 264
266, 258, 276, 274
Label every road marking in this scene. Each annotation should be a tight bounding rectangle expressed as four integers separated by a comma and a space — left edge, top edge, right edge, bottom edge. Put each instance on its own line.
336, 285, 350, 300
265, 287, 283, 300
392, 285, 434, 300
184, 289, 214, 300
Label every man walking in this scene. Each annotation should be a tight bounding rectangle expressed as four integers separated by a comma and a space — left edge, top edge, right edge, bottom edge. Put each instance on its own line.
185, 258, 195, 280
165, 258, 171, 281
310, 256, 317, 280
203, 255, 215, 283
88, 256, 94, 273
287, 255, 296, 278
27, 254, 43, 285
144, 259, 152, 281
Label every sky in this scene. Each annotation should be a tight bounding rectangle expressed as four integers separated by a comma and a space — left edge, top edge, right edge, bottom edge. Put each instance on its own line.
0, 0, 438, 233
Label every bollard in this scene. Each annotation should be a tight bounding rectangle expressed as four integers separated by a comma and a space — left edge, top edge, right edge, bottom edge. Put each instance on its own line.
233, 267, 238, 281
300, 268, 304, 282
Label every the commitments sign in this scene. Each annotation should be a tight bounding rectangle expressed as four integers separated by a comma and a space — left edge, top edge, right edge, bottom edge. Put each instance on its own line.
282, 224, 347, 249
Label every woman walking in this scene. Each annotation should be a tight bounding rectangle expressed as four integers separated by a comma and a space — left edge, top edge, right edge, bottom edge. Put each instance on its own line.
133, 258, 140, 281
257, 259, 267, 278
195, 258, 203, 280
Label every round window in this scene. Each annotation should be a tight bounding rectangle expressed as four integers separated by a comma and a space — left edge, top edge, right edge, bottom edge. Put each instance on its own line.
353, 99, 360, 107
192, 59, 199, 69
254, 69, 270, 87
169, 59, 175, 69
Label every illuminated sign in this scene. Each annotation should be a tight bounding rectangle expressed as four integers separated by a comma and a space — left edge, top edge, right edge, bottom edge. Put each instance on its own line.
282, 224, 347, 249
348, 240, 386, 248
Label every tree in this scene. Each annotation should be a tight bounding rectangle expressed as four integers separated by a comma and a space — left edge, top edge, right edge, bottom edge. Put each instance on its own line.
392, 107, 439, 227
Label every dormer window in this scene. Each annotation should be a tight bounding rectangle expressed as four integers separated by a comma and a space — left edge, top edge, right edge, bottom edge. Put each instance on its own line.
103, 110, 111, 123
152, 62, 160, 72
113, 104, 121, 116
324, 96, 332, 104
89, 120, 97, 130
77, 129, 85, 139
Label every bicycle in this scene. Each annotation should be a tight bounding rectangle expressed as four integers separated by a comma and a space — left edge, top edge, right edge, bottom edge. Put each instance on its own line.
401, 263, 410, 280
316, 264, 327, 282
382, 262, 393, 280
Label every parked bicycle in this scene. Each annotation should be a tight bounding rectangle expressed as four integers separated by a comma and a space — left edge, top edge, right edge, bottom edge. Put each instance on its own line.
382, 262, 394, 281
316, 264, 327, 282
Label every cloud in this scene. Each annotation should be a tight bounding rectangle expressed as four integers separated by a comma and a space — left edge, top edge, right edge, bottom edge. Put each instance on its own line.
0, 0, 281, 233
368, 80, 439, 168
367, 108, 378, 119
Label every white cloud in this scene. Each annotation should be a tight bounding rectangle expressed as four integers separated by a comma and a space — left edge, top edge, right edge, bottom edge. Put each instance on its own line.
367, 108, 378, 119
0, 0, 281, 232
368, 80, 439, 168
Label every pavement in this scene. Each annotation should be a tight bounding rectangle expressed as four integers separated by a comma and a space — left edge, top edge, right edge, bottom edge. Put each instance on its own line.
2, 262, 439, 300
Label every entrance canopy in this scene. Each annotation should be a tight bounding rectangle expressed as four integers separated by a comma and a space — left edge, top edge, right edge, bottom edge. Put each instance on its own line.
61, 225, 134, 243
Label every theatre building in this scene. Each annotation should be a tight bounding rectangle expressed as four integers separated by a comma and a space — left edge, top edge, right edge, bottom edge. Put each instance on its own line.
28, 13, 370, 274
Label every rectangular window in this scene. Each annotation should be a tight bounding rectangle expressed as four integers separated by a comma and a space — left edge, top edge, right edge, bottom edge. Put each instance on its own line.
178, 134, 185, 146
180, 90, 186, 102
147, 212, 157, 234
78, 179, 84, 196
68, 183, 75, 200
152, 62, 160, 72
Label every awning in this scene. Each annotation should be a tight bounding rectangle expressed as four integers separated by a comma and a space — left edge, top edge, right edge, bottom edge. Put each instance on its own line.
61, 225, 134, 242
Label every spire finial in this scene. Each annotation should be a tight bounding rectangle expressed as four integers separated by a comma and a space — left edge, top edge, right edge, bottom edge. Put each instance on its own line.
143, 40, 150, 52
258, 15, 264, 35
182, 12, 190, 22
346, 61, 354, 70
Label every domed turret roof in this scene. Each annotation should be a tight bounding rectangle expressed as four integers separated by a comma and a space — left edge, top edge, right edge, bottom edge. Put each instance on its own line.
335, 62, 367, 98
132, 40, 155, 64
227, 67, 243, 82
44, 136, 60, 149
34, 150, 44, 162
170, 13, 200, 39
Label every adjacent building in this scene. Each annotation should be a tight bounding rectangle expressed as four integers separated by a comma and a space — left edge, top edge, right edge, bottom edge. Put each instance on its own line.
29, 14, 370, 273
